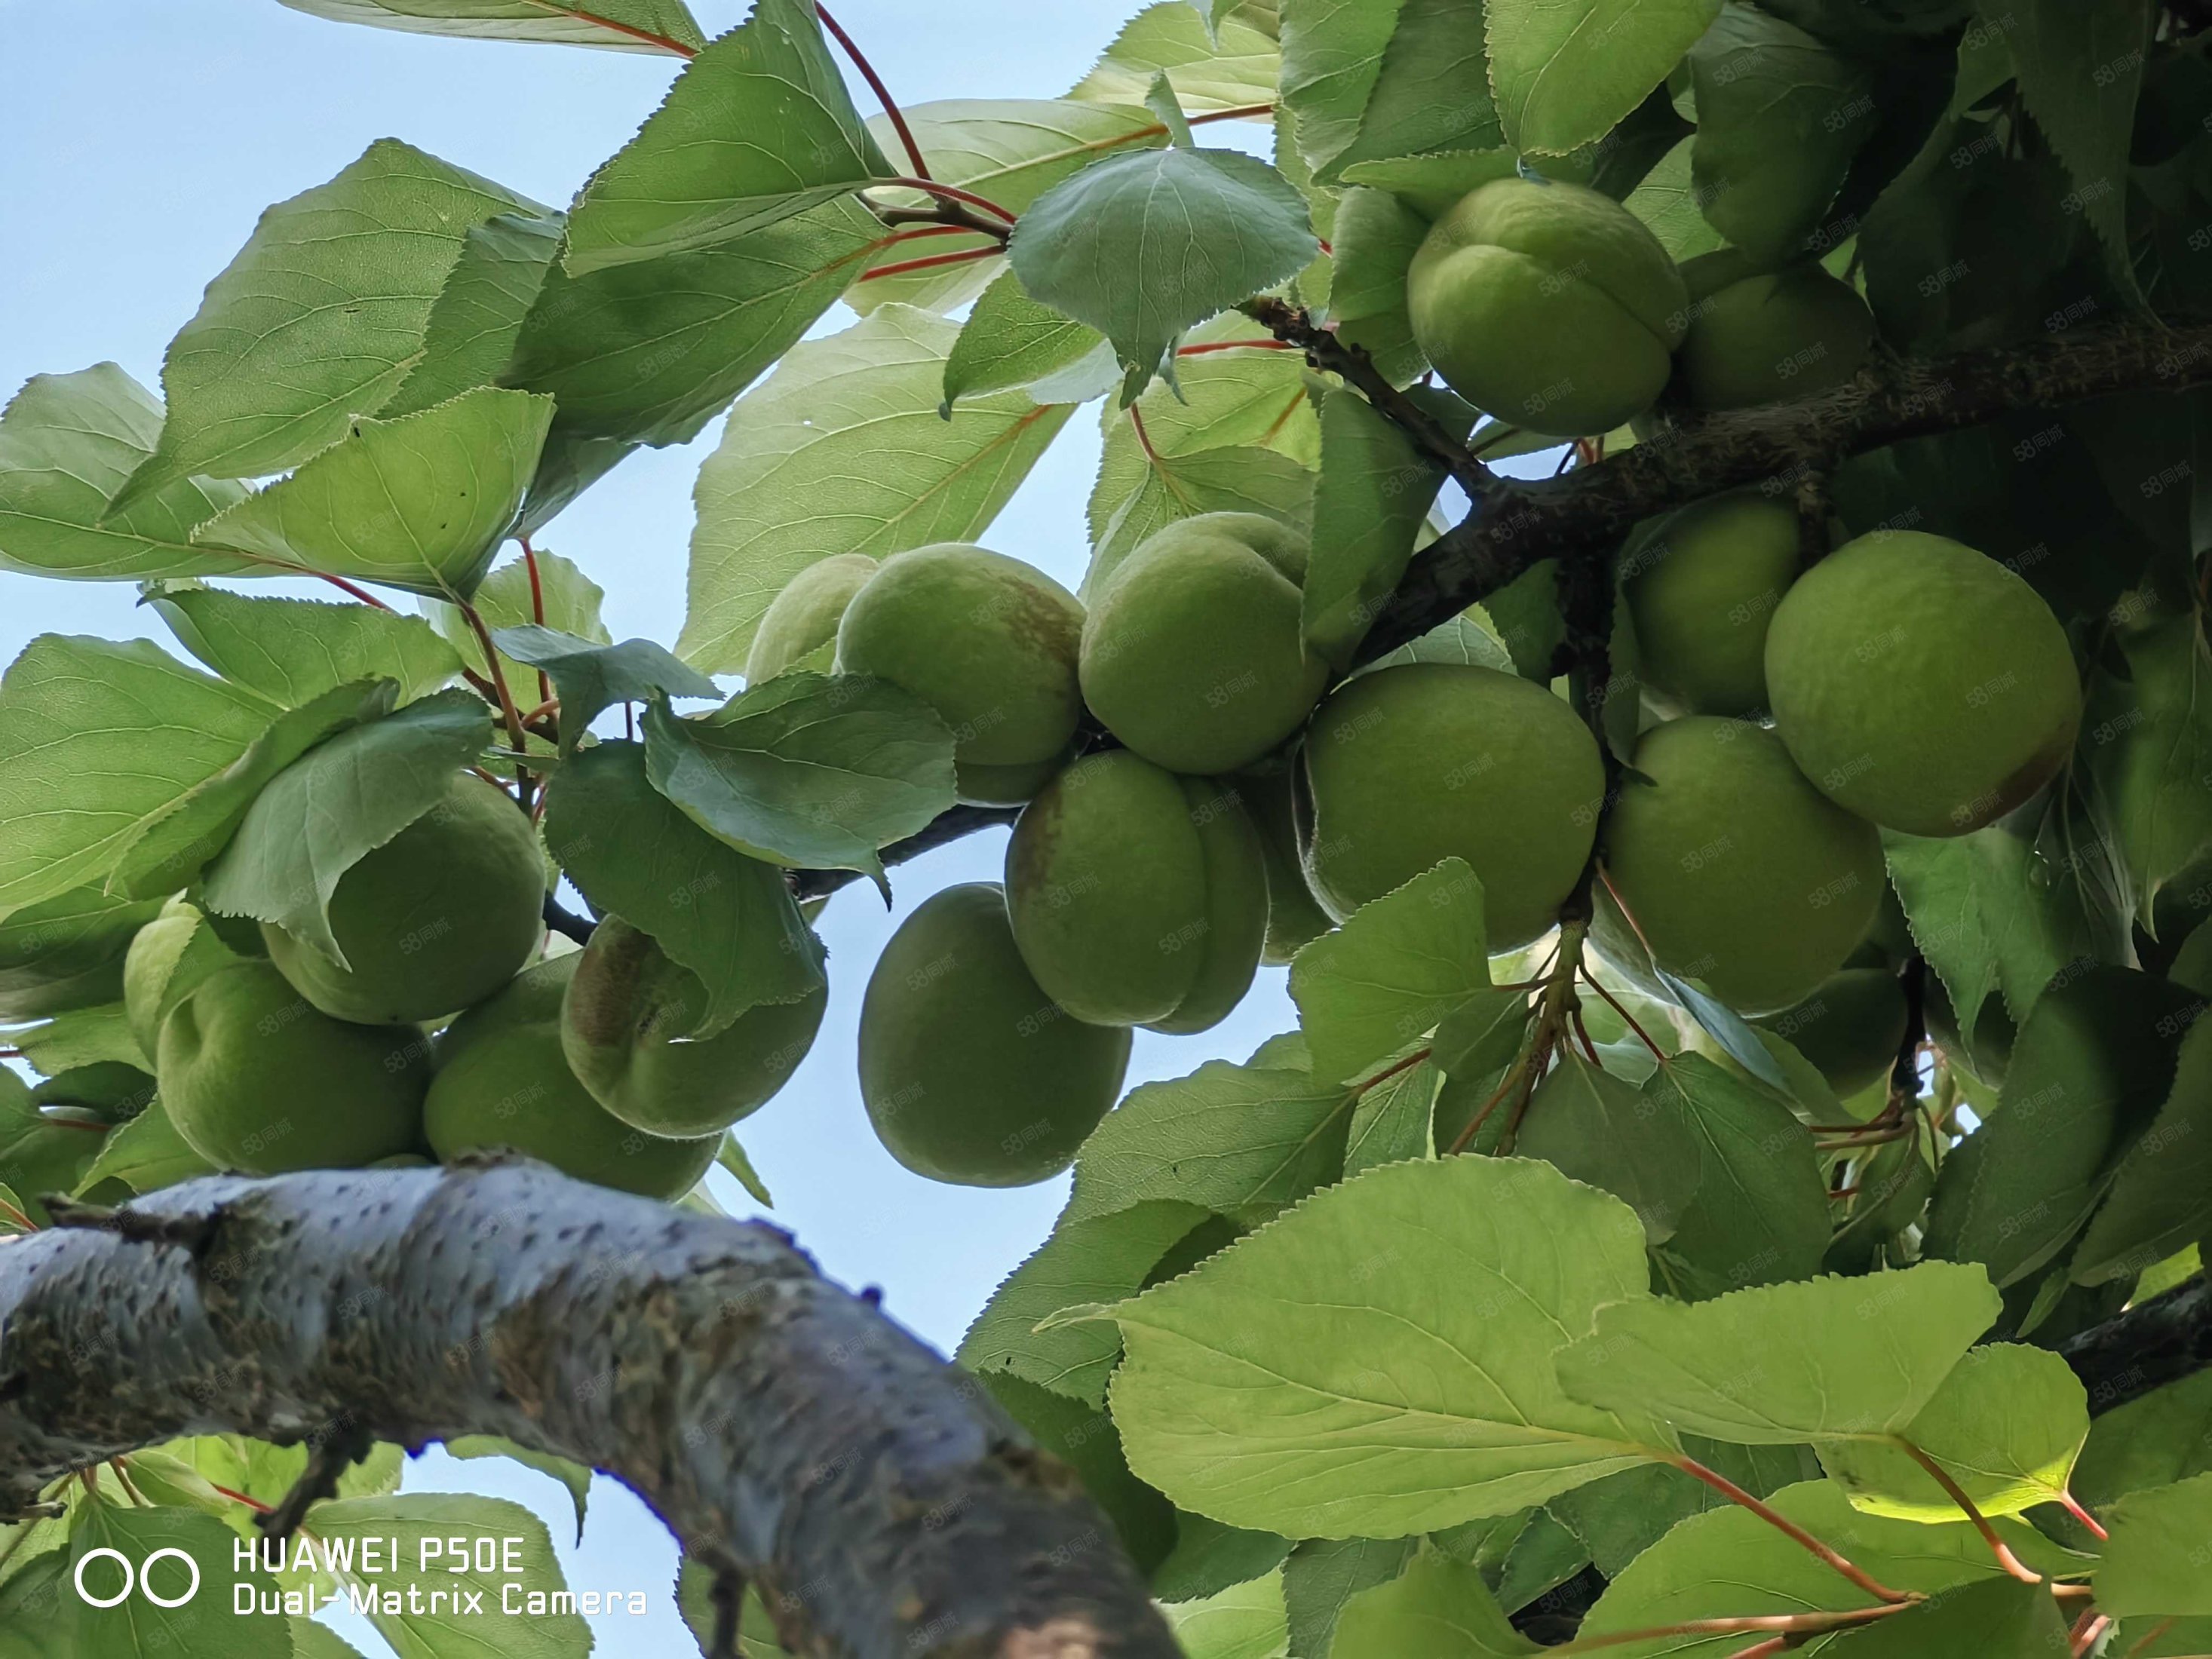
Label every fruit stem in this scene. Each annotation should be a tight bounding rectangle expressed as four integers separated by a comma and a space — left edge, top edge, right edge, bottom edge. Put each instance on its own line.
519, 535, 553, 711
1898, 1443, 2044, 1583
457, 601, 532, 807
816, 5, 931, 180
1670, 1455, 1913, 1604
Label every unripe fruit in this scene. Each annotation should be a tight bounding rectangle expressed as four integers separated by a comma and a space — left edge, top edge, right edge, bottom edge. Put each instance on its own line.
158, 960, 428, 1174
1765, 532, 2082, 837
1006, 752, 1267, 1032
560, 915, 827, 1137
1299, 664, 1605, 949
1624, 492, 1800, 717
1602, 717, 1884, 1013
425, 952, 719, 1201
1753, 964, 1909, 1096
1406, 177, 1690, 437
1080, 514, 1329, 776
745, 554, 877, 683
1235, 767, 1334, 966
835, 543, 1085, 806
858, 883, 1130, 1186
124, 896, 244, 1060
1086, 511, 1308, 604
1679, 267, 1876, 411
261, 771, 545, 1024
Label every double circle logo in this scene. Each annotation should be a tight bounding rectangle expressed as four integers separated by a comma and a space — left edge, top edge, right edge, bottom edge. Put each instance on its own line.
73, 1547, 201, 1608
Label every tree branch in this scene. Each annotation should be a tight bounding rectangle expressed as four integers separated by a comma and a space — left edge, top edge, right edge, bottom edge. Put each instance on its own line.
0, 1164, 1176, 1659
2063, 1270, 2212, 1415
791, 804, 1023, 901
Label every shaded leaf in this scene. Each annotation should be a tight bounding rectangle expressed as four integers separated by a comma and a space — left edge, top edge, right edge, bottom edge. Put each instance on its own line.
2096, 1473, 2212, 1618
1490, 0, 1723, 157
146, 584, 463, 707
381, 210, 566, 419
941, 269, 1112, 410
1332, 1550, 1536, 1657
1330, 0, 1503, 179
492, 626, 717, 751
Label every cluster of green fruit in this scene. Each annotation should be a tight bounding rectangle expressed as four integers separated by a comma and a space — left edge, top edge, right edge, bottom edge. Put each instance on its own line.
1407, 176, 1879, 437
110, 774, 824, 1198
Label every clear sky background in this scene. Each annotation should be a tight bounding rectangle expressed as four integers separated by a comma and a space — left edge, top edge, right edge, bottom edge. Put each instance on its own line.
2, 3, 1300, 1651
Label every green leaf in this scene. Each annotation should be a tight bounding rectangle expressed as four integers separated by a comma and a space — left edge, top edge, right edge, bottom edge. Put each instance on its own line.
1332, 1550, 1536, 1657
504, 195, 880, 452
146, 584, 463, 707
107, 679, 401, 901
492, 627, 717, 751
379, 210, 567, 419
1089, 444, 1316, 596
715, 1131, 772, 1205
675, 1558, 795, 1657
75, 1098, 216, 1197
1648, 1053, 1832, 1300
0, 1181, 31, 1234
1547, 1440, 1819, 1578
190, 388, 554, 602
1557, 1262, 2003, 1444
1687, 3, 1875, 263
0, 365, 250, 581
1070, 3, 1283, 113
116, 140, 537, 502
0, 1080, 104, 1224
1290, 858, 1490, 1087
1327, 0, 1504, 179
941, 270, 1112, 410
1155, 1516, 1294, 1605
0, 1551, 68, 1657
1162, 1570, 1291, 1659
641, 675, 956, 882
1517, 1050, 1701, 1246
6, 1006, 146, 1076
2096, 616, 2212, 925
274, 0, 704, 53
69, 1503, 290, 1659
1624, 137, 1727, 262
982, 1372, 1179, 1575
157, 1434, 401, 1512
290, 1621, 370, 1659
199, 690, 494, 961
1302, 383, 1470, 665
2097, 1473, 2212, 1618
0, 887, 163, 1024
1576, 1480, 2082, 1658
1342, 1056, 1440, 1176
1282, 1536, 1417, 1659
1065, 1058, 1355, 1228
2072, 1011, 2212, 1286
427, 547, 608, 697
1818, 1342, 2088, 1522
563, 0, 890, 274
1489, 0, 1723, 156
2073, 1369, 2212, 1515
444, 1437, 592, 1544
540, 741, 824, 1035
2004, 0, 2152, 297
1279, 0, 1407, 179
0, 636, 278, 918
1824, 1579, 2073, 1657
1429, 986, 1532, 1078
1338, 148, 1522, 219
1106, 1157, 1668, 1538
1010, 146, 1318, 402
959, 1199, 1209, 1405
679, 305, 1072, 673
1324, 187, 1432, 388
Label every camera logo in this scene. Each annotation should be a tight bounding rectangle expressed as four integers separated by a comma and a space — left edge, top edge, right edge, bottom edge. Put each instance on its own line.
75, 1547, 201, 1608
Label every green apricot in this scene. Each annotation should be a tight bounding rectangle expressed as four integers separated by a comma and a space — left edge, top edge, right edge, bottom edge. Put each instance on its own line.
425, 952, 718, 1200
1679, 267, 1876, 411
1602, 717, 1885, 1013
858, 883, 1131, 1186
1754, 966, 1910, 1097
0, 888, 164, 1023
835, 543, 1085, 806
746, 554, 877, 683
1086, 511, 1308, 603
1765, 531, 2082, 836
1299, 664, 1606, 949
1234, 768, 1334, 966
560, 915, 827, 1137
1624, 492, 1801, 717
1005, 752, 1267, 1032
1406, 177, 1689, 438
158, 960, 428, 1174
124, 897, 244, 1060
262, 771, 546, 1024
1080, 514, 1330, 776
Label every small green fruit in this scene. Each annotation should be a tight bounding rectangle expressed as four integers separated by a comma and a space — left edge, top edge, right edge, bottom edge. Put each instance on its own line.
746, 554, 877, 683
560, 915, 827, 1137
1754, 966, 1910, 1096
1679, 267, 1876, 411
1086, 510, 1308, 603
261, 771, 546, 1024
1299, 664, 1606, 949
835, 543, 1085, 806
425, 952, 719, 1200
124, 896, 244, 1060
0, 888, 164, 1023
1624, 492, 1801, 717
158, 960, 428, 1174
1406, 177, 1689, 437
1765, 531, 2082, 836
1006, 752, 1267, 1032
1602, 717, 1884, 1013
1235, 767, 1334, 966
858, 883, 1130, 1186
1080, 514, 1329, 776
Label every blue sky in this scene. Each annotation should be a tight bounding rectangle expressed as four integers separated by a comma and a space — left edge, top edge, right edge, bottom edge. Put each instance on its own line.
2, 3, 1299, 1650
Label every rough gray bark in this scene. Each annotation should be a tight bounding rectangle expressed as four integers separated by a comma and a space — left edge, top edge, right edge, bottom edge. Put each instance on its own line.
2064, 1271, 2212, 1416
0, 1161, 1177, 1659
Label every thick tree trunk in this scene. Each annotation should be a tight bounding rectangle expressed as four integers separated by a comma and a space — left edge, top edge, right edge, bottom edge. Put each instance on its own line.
0, 1161, 1177, 1659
